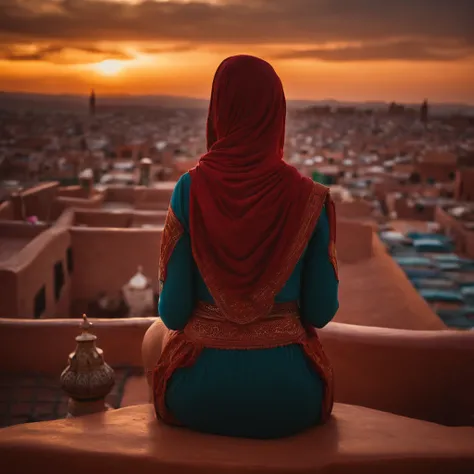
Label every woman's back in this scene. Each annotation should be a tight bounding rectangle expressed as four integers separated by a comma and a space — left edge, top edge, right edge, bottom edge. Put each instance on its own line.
158, 172, 339, 438
148, 55, 339, 439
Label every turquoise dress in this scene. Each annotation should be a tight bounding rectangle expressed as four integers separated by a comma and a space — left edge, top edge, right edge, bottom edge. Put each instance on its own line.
159, 172, 339, 439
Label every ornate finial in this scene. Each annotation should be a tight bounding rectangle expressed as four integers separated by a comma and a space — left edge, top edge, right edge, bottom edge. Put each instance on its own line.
81, 313, 92, 331
60, 314, 115, 417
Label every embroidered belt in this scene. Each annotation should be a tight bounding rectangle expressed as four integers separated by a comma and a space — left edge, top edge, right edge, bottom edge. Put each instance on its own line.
184, 301, 306, 349
153, 301, 334, 426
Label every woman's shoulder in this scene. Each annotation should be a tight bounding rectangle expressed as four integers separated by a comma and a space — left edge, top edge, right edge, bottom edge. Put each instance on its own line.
175, 171, 192, 190
170, 172, 191, 227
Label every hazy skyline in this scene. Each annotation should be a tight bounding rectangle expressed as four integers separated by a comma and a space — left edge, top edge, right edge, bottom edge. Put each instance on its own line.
0, 0, 473, 104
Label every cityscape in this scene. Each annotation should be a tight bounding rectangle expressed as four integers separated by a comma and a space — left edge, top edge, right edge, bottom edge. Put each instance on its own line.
0, 0, 474, 471
1, 92, 473, 326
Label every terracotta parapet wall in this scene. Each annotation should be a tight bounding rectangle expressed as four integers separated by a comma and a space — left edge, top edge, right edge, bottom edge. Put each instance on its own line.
0, 200, 14, 220
74, 209, 134, 228
104, 186, 136, 204
0, 317, 470, 426
51, 194, 104, 220
72, 209, 167, 228
54, 208, 75, 228
435, 205, 463, 235
1, 227, 72, 318
11, 181, 59, 221
335, 200, 373, 219
133, 186, 174, 210
0, 317, 154, 375
70, 227, 162, 301
435, 205, 474, 257
336, 219, 373, 262
58, 186, 88, 198
0, 270, 18, 317
466, 231, 474, 258
0, 220, 49, 238
0, 404, 473, 474
321, 322, 474, 426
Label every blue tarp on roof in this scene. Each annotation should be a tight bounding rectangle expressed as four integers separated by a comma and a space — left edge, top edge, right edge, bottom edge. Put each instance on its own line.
412, 278, 457, 290
388, 229, 474, 329
436, 308, 474, 329
431, 254, 474, 270
419, 289, 465, 303
404, 268, 443, 279
461, 287, 474, 305
394, 256, 433, 267
406, 231, 452, 243
436, 261, 463, 271
413, 239, 453, 253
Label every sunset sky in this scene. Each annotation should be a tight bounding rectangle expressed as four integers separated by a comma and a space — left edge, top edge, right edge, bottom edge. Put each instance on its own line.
0, 0, 473, 103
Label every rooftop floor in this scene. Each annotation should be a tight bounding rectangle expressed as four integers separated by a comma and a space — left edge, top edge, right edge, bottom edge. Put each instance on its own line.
0, 237, 32, 264
335, 237, 446, 331
0, 367, 144, 428
102, 202, 135, 211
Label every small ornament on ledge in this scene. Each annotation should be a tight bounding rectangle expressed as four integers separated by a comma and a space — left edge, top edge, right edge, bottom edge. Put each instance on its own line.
122, 266, 155, 317
60, 314, 115, 417
139, 157, 152, 186
78, 168, 94, 196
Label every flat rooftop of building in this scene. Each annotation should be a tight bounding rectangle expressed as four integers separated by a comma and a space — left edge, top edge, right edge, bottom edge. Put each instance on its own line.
389, 220, 432, 234
101, 202, 135, 211
0, 236, 32, 264
335, 236, 446, 331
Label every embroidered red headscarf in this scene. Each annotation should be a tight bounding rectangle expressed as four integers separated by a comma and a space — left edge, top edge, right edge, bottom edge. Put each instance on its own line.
189, 55, 328, 323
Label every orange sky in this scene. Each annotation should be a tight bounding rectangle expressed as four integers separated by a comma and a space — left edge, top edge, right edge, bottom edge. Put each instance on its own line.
0, 1, 473, 104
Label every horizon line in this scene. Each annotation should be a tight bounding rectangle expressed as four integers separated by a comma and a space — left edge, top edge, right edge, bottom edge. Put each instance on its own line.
1, 90, 473, 108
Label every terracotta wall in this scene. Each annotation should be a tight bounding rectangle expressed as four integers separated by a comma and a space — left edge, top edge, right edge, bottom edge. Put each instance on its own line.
0, 228, 72, 318
57, 186, 88, 199
70, 227, 161, 302
416, 162, 456, 183
104, 186, 136, 204
0, 201, 14, 220
134, 187, 173, 211
455, 168, 474, 201
435, 206, 474, 257
0, 270, 18, 317
386, 194, 435, 221
11, 182, 59, 221
321, 322, 474, 426
74, 210, 132, 228
0, 317, 472, 427
336, 219, 373, 263
103, 185, 175, 210
335, 200, 373, 219
73, 210, 167, 228
131, 211, 167, 228
0, 317, 153, 374
50, 194, 104, 220
466, 231, 474, 258
0, 221, 49, 238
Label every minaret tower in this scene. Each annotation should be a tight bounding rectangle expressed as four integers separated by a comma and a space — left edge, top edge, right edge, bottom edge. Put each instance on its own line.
89, 89, 96, 117
420, 99, 428, 125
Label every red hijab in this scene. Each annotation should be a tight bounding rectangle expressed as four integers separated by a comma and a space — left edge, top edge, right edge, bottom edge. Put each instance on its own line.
189, 55, 326, 323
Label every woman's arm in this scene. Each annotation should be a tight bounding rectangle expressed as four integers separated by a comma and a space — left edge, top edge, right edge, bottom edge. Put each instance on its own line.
158, 174, 195, 330
300, 205, 339, 328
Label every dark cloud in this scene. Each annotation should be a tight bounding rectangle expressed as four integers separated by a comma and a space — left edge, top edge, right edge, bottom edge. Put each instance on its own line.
0, 44, 132, 64
274, 40, 474, 62
140, 44, 196, 55
0, 0, 473, 61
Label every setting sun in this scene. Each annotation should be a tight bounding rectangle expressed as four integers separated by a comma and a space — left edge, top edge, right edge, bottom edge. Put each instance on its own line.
94, 59, 125, 76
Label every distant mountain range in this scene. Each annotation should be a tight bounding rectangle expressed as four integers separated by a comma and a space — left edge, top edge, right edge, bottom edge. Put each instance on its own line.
0, 91, 473, 115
